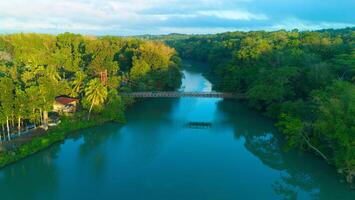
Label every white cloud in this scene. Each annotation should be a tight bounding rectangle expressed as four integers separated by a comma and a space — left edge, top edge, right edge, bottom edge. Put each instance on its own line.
0, 0, 264, 32
156, 27, 240, 34
198, 10, 268, 20
267, 18, 355, 31
0, 0, 353, 35
0, 18, 110, 31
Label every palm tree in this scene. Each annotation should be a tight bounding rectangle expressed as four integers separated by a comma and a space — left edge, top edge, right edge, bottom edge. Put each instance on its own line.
45, 65, 61, 83
84, 78, 108, 120
70, 71, 87, 97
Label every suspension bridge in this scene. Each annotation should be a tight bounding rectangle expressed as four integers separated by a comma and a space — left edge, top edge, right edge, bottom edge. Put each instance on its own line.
121, 91, 246, 99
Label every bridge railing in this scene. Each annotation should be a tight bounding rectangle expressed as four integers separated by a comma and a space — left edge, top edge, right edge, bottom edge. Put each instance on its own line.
121, 91, 246, 99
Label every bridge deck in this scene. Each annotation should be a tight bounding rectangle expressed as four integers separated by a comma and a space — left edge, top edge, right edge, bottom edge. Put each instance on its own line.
121, 91, 246, 99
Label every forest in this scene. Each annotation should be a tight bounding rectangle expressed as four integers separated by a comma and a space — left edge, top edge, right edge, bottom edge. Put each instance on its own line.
0, 33, 182, 141
165, 27, 355, 183
0, 28, 354, 185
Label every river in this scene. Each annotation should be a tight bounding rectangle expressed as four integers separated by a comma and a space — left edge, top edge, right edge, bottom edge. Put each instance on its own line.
0, 61, 354, 200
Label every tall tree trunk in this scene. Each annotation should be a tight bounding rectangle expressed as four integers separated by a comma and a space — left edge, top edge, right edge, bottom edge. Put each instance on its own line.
6, 117, 10, 141
10, 117, 13, 129
39, 109, 43, 125
18, 117, 21, 136
43, 110, 48, 131
87, 102, 94, 121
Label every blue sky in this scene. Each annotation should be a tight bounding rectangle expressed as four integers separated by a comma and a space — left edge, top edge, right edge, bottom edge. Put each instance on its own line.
0, 0, 354, 35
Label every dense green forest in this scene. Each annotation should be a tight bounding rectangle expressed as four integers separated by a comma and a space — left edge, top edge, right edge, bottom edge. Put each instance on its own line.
0, 28, 354, 185
0, 33, 182, 141
166, 28, 355, 183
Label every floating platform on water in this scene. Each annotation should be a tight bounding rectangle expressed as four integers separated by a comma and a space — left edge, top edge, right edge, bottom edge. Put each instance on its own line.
187, 122, 212, 128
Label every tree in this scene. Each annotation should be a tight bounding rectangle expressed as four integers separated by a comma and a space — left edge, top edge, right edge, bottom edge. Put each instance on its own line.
0, 110, 6, 142
312, 81, 355, 182
331, 52, 355, 82
102, 89, 125, 123
14, 88, 28, 135
166, 27, 355, 183
70, 70, 87, 97
85, 39, 119, 76
25, 86, 42, 125
53, 33, 84, 73
130, 56, 150, 80
24, 64, 61, 129
138, 41, 175, 70
0, 77, 15, 140
246, 67, 299, 112
83, 79, 108, 120
277, 114, 328, 162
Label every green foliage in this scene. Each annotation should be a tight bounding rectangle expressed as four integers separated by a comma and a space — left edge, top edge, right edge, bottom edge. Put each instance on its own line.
247, 67, 299, 112
102, 89, 126, 123
53, 32, 84, 72
85, 39, 119, 75
277, 114, 305, 149
83, 78, 108, 114
0, 113, 116, 168
0, 32, 182, 152
167, 27, 355, 182
130, 56, 150, 79
312, 81, 355, 182
70, 70, 87, 97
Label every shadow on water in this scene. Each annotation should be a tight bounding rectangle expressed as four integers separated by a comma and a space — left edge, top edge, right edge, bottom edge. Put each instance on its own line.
121, 98, 180, 165
0, 123, 124, 200
0, 97, 181, 200
0, 61, 354, 200
126, 98, 180, 123
217, 100, 355, 200
76, 123, 123, 181
0, 145, 61, 200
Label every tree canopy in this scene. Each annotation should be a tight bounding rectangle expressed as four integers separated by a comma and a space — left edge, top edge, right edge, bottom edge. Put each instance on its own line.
165, 27, 355, 183
0, 32, 182, 140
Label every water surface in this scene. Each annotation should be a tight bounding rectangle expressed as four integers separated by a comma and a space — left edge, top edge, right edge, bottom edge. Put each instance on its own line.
0, 62, 354, 200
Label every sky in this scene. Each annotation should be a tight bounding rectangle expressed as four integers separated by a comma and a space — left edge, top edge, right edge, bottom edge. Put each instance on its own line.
0, 0, 354, 35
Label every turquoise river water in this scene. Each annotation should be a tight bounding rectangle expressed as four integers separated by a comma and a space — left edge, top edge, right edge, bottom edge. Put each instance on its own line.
0, 62, 354, 200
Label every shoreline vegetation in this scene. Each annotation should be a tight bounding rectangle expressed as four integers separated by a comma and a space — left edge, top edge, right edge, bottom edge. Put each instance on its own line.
0, 111, 120, 168
0, 33, 182, 168
0, 28, 354, 187
163, 27, 355, 184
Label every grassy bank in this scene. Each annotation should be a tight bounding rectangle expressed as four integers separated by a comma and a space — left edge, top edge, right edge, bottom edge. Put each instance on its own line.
0, 112, 123, 169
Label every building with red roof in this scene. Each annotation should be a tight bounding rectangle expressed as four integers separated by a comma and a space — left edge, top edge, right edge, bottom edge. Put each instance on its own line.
53, 96, 79, 114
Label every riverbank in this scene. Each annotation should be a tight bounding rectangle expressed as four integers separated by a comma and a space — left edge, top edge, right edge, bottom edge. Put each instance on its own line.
1, 67, 354, 199
0, 111, 124, 169
0, 70, 180, 169
181, 59, 355, 185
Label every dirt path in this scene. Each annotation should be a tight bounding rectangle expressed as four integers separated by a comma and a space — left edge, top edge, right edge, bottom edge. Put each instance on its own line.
0, 128, 46, 152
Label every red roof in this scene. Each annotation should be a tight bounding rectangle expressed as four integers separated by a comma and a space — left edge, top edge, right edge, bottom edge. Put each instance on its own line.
55, 97, 79, 105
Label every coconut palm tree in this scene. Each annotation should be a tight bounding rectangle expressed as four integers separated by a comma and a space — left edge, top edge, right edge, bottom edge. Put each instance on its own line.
84, 78, 108, 120
70, 70, 87, 97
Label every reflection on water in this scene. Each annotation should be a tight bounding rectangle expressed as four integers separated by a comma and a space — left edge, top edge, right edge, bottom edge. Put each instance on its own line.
0, 145, 60, 200
0, 64, 354, 200
217, 99, 354, 200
